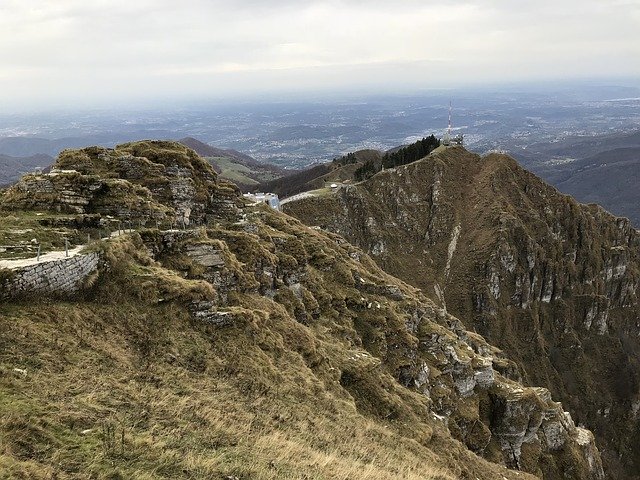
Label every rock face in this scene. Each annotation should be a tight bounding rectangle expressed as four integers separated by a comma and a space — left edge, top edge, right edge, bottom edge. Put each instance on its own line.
132, 211, 605, 479
1, 141, 242, 225
0, 142, 606, 479
283, 146, 640, 478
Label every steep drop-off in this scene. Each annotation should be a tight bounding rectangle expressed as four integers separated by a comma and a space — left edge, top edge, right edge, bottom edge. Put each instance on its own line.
284, 145, 640, 479
0, 142, 603, 479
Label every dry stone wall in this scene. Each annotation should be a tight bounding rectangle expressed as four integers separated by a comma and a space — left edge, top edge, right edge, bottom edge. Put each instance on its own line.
0, 252, 100, 299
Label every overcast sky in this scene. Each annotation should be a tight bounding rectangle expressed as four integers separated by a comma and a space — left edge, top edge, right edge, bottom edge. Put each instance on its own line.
1, 0, 639, 108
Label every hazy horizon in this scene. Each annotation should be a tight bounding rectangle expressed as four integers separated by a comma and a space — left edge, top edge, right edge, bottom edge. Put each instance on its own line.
1, 0, 639, 110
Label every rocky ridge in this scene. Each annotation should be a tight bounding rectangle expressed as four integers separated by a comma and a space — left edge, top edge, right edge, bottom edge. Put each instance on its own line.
284, 145, 640, 478
1, 141, 241, 226
0, 142, 605, 479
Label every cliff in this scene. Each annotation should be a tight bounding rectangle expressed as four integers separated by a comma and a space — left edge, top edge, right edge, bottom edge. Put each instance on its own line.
0, 141, 242, 226
284, 145, 640, 478
0, 142, 604, 479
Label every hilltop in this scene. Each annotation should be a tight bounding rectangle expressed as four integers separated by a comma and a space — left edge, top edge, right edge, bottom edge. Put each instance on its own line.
0, 141, 603, 479
284, 145, 640, 478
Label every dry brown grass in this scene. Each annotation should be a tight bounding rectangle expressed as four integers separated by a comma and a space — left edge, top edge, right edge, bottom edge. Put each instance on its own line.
0, 207, 536, 480
0, 296, 455, 480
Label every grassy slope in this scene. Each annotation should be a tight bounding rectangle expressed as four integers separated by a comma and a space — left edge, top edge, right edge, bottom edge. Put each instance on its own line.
0, 212, 535, 480
207, 156, 282, 188
0, 300, 449, 480
259, 150, 383, 199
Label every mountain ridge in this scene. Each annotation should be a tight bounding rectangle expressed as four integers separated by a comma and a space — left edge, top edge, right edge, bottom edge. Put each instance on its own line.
513, 130, 640, 226
0, 141, 604, 479
284, 145, 640, 478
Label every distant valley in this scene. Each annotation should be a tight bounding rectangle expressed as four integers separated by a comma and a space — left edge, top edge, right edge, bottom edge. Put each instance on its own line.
0, 86, 639, 221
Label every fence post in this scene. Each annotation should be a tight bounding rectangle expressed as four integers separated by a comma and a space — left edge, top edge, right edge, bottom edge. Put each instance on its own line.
65, 239, 69, 258
37, 244, 41, 262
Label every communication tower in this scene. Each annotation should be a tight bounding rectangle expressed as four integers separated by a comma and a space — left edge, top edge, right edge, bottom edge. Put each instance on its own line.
442, 101, 464, 146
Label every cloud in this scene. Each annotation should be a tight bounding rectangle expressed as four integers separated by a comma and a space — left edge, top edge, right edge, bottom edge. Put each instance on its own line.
0, 0, 638, 107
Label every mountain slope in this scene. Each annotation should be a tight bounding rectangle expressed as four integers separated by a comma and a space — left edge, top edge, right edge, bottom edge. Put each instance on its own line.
513, 130, 640, 226
0, 153, 53, 186
259, 149, 383, 199
178, 137, 286, 191
178, 137, 267, 168
284, 145, 640, 478
0, 142, 603, 479
551, 147, 640, 225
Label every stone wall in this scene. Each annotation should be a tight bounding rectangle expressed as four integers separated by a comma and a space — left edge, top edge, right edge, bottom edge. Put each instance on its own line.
0, 252, 100, 299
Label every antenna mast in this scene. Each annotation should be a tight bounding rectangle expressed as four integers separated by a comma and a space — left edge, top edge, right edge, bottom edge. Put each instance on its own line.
442, 100, 463, 147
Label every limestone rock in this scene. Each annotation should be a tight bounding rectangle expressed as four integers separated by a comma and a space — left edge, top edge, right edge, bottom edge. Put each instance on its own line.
284, 146, 628, 477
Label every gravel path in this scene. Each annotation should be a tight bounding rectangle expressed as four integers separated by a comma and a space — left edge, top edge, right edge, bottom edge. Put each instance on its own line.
280, 191, 318, 205
0, 229, 132, 270
0, 245, 86, 269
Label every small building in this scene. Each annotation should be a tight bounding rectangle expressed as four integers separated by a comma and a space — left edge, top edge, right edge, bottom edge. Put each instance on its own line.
48, 168, 79, 176
323, 180, 351, 189
442, 132, 464, 146
243, 192, 281, 211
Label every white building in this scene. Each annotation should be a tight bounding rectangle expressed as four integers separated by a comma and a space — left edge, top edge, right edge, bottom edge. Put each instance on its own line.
243, 192, 281, 211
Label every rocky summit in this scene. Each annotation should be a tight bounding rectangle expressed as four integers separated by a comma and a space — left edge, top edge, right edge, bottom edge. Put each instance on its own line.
2, 141, 241, 226
284, 145, 640, 479
0, 141, 610, 479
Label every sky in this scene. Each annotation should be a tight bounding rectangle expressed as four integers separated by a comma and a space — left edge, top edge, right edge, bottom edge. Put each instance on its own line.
1, 0, 639, 108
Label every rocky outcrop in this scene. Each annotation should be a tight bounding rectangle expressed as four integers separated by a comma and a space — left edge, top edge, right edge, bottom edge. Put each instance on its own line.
0, 142, 607, 479
130, 209, 604, 479
6, 169, 170, 220
284, 146, 640, 478
0, 141, 242, 225
405, 308, 604, 478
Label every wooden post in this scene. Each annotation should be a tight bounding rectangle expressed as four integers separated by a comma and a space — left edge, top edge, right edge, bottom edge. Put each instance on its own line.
65, 239, 69, 258
37, 244, 41, 262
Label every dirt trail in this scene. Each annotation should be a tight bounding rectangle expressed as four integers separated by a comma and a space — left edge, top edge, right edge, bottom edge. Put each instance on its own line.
0, 229, 132, 270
